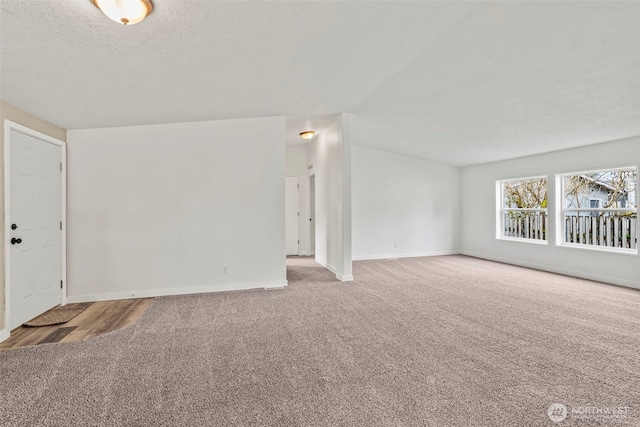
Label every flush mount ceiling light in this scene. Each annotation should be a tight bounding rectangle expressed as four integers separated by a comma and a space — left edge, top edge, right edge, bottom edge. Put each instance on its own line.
91, 0, 153, 25
299, 131, 315, 140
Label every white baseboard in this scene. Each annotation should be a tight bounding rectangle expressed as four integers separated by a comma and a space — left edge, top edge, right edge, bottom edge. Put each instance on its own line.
461, 251, 640, 290
314, 260, 354, 282
315, 259, 337, 274
0, 328, 9, 343
352, 250, 459, 261
65, 279, 288, 304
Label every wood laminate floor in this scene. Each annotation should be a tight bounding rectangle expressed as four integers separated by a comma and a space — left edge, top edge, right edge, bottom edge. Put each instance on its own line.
0, 298, 153, 351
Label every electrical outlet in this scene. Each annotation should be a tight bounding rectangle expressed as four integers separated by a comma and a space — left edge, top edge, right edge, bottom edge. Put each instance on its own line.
223, 266, 228, 274
393, 242, 398, 248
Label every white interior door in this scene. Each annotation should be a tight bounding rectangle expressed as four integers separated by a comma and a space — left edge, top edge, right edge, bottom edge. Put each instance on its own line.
285, 177, 299, 256
309, 175, 315, 256
8, 129, 62, 329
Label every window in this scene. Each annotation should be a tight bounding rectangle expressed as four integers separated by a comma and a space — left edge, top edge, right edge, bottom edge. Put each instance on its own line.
498, 176, 548, 242
558, 167, 637, 253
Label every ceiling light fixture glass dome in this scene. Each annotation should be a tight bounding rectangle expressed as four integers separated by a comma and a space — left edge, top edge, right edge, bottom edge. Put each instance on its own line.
299, 131, 315, 140
91, 0, 153, 25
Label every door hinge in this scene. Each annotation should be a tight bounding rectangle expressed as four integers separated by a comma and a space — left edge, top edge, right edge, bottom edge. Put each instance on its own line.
60, 280, 63, 289
297, 184, 299, 188
60, 162, 63, 172
60, 221, 62, 230
297, 212, 299, 216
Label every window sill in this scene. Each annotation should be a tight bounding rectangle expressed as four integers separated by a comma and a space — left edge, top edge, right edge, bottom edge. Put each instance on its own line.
497, 237, 548, 245
559, 243, 638, 256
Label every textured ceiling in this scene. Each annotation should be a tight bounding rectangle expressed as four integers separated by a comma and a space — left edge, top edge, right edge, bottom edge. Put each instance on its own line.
1, 1, 639, 166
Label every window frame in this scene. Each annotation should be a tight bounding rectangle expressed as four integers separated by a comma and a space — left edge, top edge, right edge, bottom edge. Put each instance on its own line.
556, 166, 638, 255
496, 175, 549, 244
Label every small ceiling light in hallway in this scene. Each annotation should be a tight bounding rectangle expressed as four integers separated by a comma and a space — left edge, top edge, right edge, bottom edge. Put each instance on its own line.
91, 0, 153, 25
299, 131, 315, 140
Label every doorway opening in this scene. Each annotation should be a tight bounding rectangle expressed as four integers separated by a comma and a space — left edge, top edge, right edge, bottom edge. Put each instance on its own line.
284, 173, 332, 284
285, 176, 299, 256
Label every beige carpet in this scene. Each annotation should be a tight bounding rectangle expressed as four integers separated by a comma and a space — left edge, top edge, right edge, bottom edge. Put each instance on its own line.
23, 305, 86, 327
1, 255, 638, 426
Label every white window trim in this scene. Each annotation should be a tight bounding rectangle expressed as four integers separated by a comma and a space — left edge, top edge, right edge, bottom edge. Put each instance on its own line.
555, 166, 638, 254
496, 176, 549, 244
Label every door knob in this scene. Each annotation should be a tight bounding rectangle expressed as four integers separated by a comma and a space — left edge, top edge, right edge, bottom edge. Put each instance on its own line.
11, 238, 22, 245
11, 224, 17, 230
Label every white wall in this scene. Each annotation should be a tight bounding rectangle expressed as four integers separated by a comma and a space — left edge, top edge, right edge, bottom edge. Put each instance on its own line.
285, 146, 310, 255
66, 116, 287, 302
306, 114, 353, 281
352, 145, 460, 260
461, 136, 640, 289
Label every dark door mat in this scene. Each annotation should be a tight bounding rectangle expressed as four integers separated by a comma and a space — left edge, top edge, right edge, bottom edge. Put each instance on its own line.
24, 306, 86, 327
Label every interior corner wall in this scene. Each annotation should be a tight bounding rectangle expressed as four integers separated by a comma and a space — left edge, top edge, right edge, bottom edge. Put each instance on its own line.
285, 146, 310, 255
461, 136, 640, 289
0, 100, 67, 335
66, 116, 287, 302
338, 114, 353, 280
306, 114, 353, 280
351, 144, 461, 260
